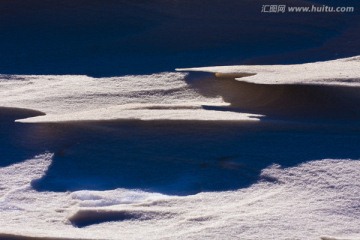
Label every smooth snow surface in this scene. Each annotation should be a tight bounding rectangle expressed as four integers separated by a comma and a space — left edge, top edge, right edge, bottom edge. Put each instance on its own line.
1, 154, 360, 239
177, 56, 360, 86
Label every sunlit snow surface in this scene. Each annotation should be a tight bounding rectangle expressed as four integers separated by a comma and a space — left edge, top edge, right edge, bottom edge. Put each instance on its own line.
1, 57, 360, 123
1, 57, 360, 239
0, 72, 260, 123
177, 56, 360, 86
1, 154, 360, 239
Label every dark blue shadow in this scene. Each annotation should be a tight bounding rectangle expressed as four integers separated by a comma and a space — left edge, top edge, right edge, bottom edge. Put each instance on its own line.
22, 120, 360, 195
0, 107, 46, 166
185, 72, 360, 122
0, 0, 359, 77
1, 107, 360, 195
